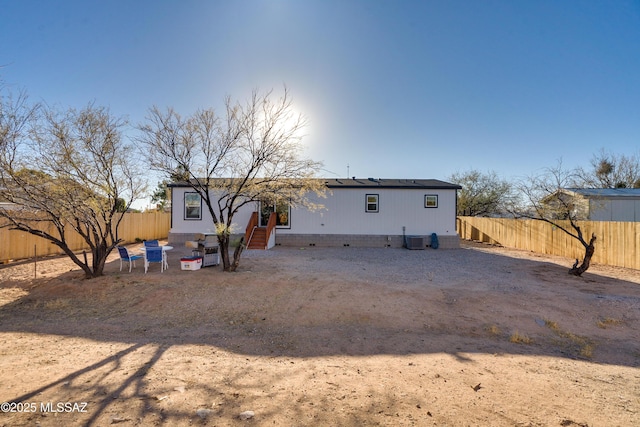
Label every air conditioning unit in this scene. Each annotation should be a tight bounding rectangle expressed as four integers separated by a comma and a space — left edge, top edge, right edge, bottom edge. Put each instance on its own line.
406, 236, 425, 250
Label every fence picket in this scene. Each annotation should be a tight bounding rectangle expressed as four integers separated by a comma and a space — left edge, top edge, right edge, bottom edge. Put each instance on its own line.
457, 217, 639, 270
0, 212, 171, 262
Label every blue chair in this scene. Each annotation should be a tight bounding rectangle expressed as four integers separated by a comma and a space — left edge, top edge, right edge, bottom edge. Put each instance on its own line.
143, 239, 159, 247
144, 246, 164, 273
117, 246, 142, 272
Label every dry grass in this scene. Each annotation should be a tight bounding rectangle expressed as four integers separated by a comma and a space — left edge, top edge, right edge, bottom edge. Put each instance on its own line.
544, 319, 595, 359
486, 324, 501, 336
579, 342, 595, 359
544, 319, 559, 331
597, 317, 623, 329
509, 331, 532, 344
44, 298, 71, 310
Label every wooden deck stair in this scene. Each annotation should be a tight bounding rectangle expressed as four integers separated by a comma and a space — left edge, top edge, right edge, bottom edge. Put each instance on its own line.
245, 211, 276, 250
247, 227, 268, 250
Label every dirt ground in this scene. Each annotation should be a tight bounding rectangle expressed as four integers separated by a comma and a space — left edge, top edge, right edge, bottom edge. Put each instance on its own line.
0, 240, 638, 427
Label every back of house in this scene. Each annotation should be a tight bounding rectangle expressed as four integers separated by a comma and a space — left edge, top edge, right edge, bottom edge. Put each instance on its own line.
168, 178, 462, 249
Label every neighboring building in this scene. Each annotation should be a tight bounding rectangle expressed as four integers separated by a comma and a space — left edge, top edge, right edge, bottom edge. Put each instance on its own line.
168, 178, 462, 249
555, 188, 640, 221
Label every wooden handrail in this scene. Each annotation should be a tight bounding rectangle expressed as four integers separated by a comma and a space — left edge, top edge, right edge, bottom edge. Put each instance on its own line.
244, 211, 258, 246
264, 212, 277, 249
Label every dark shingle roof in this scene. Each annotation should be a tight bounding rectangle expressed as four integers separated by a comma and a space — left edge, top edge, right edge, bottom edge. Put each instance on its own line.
169, 178, 461, 190
323, 178, 461, 189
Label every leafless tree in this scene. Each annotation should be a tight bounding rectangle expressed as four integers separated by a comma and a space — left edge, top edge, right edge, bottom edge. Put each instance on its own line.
512, 161, 596, 276
577, 148, 640, 188
137, 88, 325, 271
449, 169, 516, 216
0, 91, 145, 278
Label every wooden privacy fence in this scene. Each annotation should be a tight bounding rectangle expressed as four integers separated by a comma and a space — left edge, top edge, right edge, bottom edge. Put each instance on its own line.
457, 216, 640, 270
0, 212, 171, 262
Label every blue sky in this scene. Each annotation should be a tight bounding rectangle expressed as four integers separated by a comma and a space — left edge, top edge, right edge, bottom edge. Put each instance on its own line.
2, 0, 639, 188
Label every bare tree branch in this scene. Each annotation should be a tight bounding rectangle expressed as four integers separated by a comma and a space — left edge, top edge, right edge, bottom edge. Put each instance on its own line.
137, 87, 324, 271
576, 148, 640, 188
0, 91, 145, 278
511, 160, 596, 276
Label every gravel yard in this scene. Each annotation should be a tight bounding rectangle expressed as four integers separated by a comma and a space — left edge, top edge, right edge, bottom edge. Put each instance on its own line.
0, 241, 639, 426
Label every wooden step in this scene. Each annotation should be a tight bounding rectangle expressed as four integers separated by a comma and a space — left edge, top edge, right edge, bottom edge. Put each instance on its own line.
247, 227, 268, 249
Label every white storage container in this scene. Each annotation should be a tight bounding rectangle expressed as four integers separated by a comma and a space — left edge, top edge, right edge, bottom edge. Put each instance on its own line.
180, 257, 203, 270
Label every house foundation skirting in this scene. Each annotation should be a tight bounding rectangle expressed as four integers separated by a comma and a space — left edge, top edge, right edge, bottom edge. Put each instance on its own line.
169, 232, 460, 249
275, 234, 460, 249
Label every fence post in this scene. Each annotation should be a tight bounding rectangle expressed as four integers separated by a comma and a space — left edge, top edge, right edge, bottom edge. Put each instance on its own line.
456, 216, 639, 270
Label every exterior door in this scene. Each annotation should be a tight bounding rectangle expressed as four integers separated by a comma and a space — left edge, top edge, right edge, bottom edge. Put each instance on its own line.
260, 201, 290, 228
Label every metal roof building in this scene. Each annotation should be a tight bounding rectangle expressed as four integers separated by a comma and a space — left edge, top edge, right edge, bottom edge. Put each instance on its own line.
562, 188, 640, 221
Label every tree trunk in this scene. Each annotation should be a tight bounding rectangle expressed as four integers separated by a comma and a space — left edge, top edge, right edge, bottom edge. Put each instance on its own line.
56, 243, 95, 278
568, 233, 596, 276
90, 246, 108, 278
218, 235, 231, 271
229, 237, 245, 272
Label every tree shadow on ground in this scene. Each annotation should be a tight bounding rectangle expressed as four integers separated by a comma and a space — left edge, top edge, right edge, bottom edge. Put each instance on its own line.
1, 244, 639, 363
0, 244, 638, 425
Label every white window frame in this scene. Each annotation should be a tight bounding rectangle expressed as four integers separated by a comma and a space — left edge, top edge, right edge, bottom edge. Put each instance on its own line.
366, 194, 379, 213
184, 192, 202, 220
424, 195, 438, 208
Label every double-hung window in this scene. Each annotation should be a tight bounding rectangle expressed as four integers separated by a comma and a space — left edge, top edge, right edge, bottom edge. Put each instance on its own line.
184, 192, 202, 220
424, 195, 438, 208
366, 194, 379, 213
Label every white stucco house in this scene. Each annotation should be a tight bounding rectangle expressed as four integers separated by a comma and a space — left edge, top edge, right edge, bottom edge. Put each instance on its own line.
168, 178, 462, 249
555, 188, 640, 221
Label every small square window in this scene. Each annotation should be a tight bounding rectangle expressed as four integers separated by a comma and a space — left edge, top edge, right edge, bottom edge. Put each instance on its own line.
366, 194, 379, 213
424, 195, 438, 208
185, 192, 202, 220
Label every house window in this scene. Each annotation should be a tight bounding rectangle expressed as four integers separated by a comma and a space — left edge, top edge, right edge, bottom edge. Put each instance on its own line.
184, 192, 202, 220
424, 195, 438, 208
260, 200, 291, 228
366, 194, 379, 213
